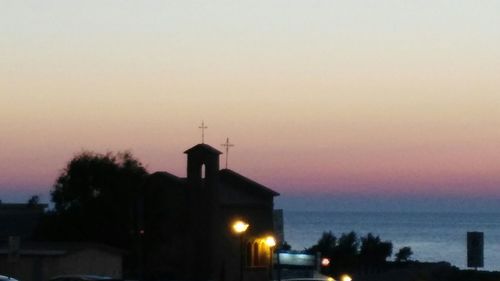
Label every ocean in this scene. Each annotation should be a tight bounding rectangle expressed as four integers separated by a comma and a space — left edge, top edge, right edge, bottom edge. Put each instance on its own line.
283, 211, 500, 271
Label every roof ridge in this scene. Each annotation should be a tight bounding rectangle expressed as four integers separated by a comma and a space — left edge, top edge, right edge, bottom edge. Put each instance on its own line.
184, 143, 222, 155
219, 169, 279, 196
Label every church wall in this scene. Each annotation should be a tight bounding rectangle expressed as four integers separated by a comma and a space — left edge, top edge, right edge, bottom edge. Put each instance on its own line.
142, 174, 191, 279
215, 202, 275, 281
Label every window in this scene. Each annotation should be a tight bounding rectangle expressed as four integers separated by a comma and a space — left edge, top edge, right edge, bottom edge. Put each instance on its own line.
253, 242, 259, 266
246, 239, 269, 267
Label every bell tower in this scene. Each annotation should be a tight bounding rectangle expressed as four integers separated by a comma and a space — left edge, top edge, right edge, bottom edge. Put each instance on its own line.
184, 143, 222, 279
184, 143, 221, 189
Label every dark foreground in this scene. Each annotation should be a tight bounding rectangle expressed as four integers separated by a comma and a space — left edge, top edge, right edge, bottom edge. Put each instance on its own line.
352, 262, 500, 281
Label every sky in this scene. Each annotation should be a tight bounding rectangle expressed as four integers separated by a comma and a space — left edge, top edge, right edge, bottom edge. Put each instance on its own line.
1, 1, 500, 211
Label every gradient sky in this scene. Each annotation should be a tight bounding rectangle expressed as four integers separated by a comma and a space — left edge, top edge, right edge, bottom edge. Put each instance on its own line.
1, 1, 500, 210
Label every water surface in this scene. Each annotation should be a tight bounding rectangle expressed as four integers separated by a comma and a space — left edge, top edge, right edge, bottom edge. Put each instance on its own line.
284, 211, 500, 270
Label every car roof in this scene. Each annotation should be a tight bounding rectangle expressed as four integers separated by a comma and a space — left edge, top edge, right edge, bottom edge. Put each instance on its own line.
277, 279, 330, 281
50, 275, 112, 281
0, 276, 19, 281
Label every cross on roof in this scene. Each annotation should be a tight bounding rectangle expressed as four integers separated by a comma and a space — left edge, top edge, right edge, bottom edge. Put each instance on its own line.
198, 121, 208, 143
221, 137, 234, 169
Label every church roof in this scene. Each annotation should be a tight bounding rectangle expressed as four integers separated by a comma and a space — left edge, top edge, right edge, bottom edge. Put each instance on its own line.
184, 143, 222, 155
150, 171, 183, 181
219, 169, 279, 196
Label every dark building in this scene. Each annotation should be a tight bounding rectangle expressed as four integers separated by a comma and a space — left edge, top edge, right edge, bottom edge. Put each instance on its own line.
0, 203, 126, 281
0, 242, 123, 281
0, 202, 47, 242
142, 143, 279, 281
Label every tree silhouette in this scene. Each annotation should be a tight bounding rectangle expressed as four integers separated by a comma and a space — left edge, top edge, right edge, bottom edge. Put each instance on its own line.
307, 231, 403, 275
27, 195, 40, 206
306, 231, 337, 257
336, 231, 359, 255
395, 246, 413, 262
35, 151, 147, 248
332, 231, 359, 271
359, 233, 393, 265
280, 241, 292, 251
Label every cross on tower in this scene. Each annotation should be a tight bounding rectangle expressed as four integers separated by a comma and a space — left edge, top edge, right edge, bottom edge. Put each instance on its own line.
221, 137, 234, 169
198, 121, 208, 143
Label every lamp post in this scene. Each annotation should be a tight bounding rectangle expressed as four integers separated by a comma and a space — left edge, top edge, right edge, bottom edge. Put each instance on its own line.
232, 220, 249, 281
276, 248, 281, 281
265, 236, 276, 280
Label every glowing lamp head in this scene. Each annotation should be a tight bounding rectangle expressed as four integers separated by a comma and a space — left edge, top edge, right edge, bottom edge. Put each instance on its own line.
321, 257, 331, 267
232, 220, 249, 234
265, 236, 276, 247
327, 277, 335, 281
340, 274, 352, 281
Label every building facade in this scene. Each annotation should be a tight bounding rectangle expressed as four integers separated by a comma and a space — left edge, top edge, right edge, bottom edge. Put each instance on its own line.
142, 143, 279, 281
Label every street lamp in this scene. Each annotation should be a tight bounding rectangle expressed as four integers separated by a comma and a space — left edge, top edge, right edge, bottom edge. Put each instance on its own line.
265, 236, 276, 248
232, 220, 249, 281
233, 220, 249, 234
265, 236, 276, 279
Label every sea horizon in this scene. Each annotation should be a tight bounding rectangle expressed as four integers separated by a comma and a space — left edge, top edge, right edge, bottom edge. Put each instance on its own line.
283, 210, 500, 271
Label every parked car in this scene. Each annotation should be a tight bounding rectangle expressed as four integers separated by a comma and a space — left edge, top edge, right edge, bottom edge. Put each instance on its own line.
281, 277, 335, 281
279, 274, 351, 281
49, 275, 113, 281
0, 275, 19, 281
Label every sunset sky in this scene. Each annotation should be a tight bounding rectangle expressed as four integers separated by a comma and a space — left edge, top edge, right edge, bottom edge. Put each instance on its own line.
1, 1, 500, 211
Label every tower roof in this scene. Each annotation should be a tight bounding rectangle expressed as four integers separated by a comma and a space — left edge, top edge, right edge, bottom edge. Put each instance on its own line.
184, 143, 222, 155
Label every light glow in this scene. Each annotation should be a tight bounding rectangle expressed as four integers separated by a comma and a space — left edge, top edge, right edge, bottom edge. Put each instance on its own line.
232, 220, 249, 234
340, 274, 352, 281
265, 236, 276, 247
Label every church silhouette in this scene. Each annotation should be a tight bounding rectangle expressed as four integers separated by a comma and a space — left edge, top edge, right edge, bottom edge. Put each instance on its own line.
141, 142, 279, 281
